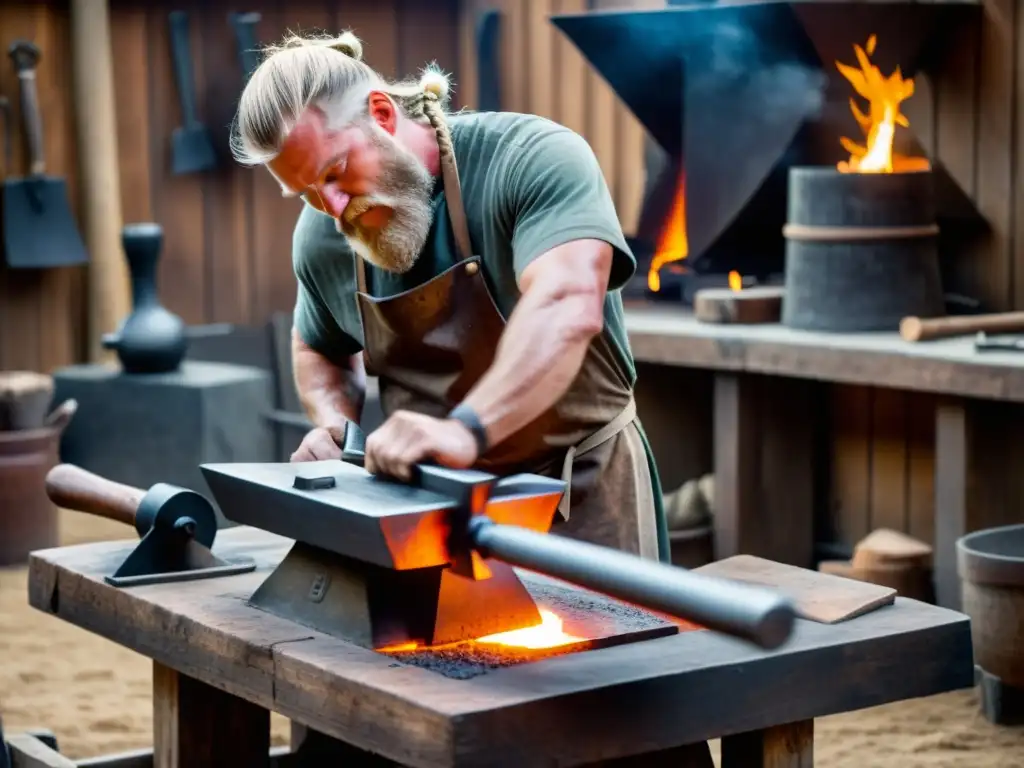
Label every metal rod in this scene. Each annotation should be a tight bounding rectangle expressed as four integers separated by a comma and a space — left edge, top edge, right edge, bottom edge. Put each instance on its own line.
469, 517, 796, 650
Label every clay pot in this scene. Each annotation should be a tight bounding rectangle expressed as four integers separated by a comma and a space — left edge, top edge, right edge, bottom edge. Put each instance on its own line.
101, 223, 187, 374
0, 426, 60, 565
957, 524, 1024, 687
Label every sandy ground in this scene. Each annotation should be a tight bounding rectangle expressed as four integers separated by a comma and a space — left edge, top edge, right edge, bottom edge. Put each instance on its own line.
2, 513, 1024, 766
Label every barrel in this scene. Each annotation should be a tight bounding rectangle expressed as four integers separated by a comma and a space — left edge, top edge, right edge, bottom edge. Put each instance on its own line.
0, 426, 61, 565
957, 524, 1024, 688
781, 167, 945, 332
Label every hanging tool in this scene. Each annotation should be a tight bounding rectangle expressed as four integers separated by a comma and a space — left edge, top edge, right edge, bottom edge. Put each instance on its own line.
2, 41, 89, 269
974, 332, 1024, 352
168, 11, 217, 174
475, 9, 502, 112
229, 11, 262, 83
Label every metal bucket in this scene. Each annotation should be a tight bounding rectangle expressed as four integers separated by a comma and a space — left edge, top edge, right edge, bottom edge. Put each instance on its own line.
957, 524, 1024, 687
0, 426, 60, 566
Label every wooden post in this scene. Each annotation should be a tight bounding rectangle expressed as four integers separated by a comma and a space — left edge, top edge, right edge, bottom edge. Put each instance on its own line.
713, 373, 819, 567
153, 662, 270, 768
69, 0, 131, 362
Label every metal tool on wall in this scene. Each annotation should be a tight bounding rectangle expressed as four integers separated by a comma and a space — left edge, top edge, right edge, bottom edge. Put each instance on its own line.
168, 11, 217, 175
230, 11, 263, 84
2, 41, 89, 269
475, 8, 502, 112
0, 96, 10, 178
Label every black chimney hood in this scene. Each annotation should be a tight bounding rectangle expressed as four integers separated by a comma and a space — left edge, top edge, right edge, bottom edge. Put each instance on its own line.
550, 0, 982, 289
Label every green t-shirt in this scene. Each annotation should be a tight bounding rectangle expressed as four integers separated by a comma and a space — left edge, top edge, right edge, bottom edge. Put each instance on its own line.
292, 110, 638, 388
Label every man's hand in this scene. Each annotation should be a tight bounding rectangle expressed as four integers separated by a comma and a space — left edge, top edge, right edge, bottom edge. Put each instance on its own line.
290, 425, 346, 462
365, 411, 478, 481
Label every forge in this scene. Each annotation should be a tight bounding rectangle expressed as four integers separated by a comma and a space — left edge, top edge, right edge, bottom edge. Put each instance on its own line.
552, 0, 983, 307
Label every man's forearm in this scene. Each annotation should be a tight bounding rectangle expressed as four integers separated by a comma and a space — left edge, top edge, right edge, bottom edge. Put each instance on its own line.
292, 329, 366, 428
461, 274, 602, 448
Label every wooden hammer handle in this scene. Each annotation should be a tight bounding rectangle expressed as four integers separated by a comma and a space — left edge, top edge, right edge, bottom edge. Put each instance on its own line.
44, 464, 143, 527
900, 312, 1024, 342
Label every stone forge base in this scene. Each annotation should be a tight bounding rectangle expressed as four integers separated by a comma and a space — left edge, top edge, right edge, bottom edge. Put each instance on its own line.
52, 362, 275, 525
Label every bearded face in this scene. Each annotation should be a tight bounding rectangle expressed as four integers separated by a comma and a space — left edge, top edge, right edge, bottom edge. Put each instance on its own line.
334, 120, 436, 274
268, 105, 438, 275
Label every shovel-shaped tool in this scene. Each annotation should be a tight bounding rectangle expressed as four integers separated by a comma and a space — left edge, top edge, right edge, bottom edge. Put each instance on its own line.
168, 11, 217, 175
2, 41, 88, 269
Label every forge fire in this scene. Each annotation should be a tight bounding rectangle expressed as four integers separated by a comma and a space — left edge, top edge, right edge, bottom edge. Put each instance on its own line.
836, 35, 931, 175
645, 33, 931, 296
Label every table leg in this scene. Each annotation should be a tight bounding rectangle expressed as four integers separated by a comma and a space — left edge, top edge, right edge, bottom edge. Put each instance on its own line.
153, 662, 270, 768
713, 373, 819, 567
720, 719, 814, 767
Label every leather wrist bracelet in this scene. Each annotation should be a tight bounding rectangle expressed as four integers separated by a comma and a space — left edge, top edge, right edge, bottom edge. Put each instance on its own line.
447, 403, 490, 456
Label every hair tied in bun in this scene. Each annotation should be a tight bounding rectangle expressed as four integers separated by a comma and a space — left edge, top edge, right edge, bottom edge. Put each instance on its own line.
329, 31, 363, 61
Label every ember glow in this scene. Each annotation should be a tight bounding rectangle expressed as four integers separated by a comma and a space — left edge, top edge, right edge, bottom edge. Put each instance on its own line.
378, 608, 584, 654
836, 35, 931, 174
647, 173, 688, 292
728, 270, 742, 292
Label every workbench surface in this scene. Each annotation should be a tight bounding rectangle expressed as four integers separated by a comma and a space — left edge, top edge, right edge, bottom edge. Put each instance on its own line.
624, 301, 1024, 402
27, 527, 974, 767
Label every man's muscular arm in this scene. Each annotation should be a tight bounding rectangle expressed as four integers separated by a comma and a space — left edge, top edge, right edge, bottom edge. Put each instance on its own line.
292, 327, 366, 428
460, 238, 610, 447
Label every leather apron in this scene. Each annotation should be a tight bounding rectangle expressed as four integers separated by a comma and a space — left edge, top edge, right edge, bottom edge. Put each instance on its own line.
352, 129, 660, 559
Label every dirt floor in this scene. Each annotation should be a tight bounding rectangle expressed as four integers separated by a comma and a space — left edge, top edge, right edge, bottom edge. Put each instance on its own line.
2, 513, 1024, 766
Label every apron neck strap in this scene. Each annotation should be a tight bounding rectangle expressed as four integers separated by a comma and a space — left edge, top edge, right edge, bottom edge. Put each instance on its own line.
437, 127, 474, 262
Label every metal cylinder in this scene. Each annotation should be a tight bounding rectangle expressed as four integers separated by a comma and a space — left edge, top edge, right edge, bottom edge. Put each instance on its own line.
781, 167, 945, 332
0, 426, 60, 565
469, 517, 796, 649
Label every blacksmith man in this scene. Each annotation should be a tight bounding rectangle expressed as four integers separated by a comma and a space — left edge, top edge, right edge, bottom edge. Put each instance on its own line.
231, 31, 669, 561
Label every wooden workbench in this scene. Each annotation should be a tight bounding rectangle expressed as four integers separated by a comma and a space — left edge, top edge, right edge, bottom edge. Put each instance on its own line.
624, 301, 1024, 608
27, 527, 974, 767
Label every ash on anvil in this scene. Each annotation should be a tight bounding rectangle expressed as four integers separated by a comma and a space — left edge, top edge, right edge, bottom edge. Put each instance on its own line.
683, 35, 945, 331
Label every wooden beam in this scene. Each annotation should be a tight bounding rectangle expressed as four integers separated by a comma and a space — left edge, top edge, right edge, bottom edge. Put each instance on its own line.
934, 397, 1024, 609
713, 373, 818, 567
69, 0, 130, 362
153, 662, 270, 768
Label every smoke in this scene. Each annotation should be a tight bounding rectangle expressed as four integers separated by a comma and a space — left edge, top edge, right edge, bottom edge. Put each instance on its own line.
689, 17, 827, 124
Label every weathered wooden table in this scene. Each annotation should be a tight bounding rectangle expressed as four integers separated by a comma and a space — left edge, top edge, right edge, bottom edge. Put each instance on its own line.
27, 527, 974, 767
625, 301, 1024, 609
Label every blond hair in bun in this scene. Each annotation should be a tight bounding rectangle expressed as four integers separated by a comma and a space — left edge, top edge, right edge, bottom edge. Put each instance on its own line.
232, 29, 457, 167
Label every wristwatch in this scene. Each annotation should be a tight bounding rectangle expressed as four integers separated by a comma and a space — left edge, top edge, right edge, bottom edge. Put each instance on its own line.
447, 403, 490, 456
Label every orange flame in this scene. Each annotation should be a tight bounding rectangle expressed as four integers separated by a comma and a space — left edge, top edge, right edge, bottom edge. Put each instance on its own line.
728, 271, 742, 292
648, 175, 688, 292
836, 35, 930, 174
378, 608, 583, 654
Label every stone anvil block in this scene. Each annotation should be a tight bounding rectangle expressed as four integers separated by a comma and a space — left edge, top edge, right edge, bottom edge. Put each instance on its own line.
52, 361, 275, 525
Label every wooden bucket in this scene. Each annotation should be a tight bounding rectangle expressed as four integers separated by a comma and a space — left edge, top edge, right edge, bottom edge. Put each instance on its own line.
0, 426, 61, 566
781, 167, 945, 332
957, 524, 1024, 687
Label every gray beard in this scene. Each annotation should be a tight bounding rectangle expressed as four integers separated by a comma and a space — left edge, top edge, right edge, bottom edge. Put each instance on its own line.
338, 122, 436, 274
